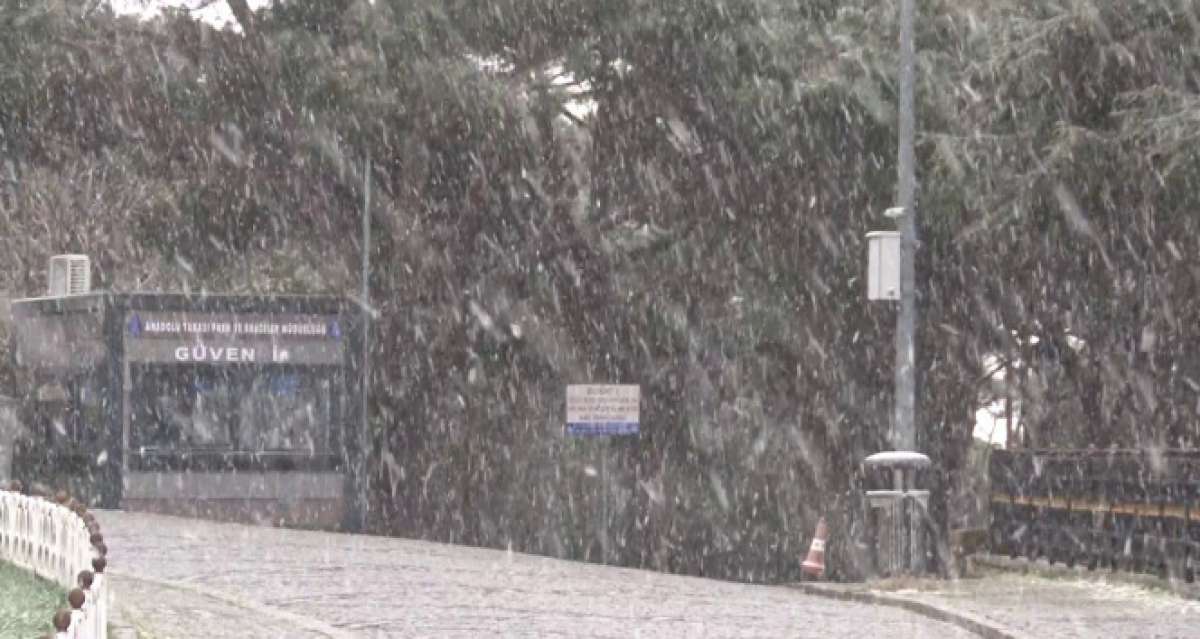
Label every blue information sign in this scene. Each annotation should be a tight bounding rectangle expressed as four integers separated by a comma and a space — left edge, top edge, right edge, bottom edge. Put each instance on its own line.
565, 385, 640, 437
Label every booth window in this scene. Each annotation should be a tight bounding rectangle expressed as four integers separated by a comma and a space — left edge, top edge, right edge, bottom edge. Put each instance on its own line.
130, 364, 333, 454
68, 367, 106, 446
239, 369, 332, 453
130, 365, 237, 449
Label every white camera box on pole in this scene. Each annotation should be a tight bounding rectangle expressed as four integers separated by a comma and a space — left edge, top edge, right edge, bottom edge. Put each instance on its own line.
866, 231, 901, 301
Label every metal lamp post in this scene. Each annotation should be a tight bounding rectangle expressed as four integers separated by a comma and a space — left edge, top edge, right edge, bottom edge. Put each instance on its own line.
863, 0, 926, 576
893, 0, 918, 454
359, 154, 372, 533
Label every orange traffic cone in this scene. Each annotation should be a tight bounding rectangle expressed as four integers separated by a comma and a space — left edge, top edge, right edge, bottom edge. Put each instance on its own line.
801, 517, 828, 579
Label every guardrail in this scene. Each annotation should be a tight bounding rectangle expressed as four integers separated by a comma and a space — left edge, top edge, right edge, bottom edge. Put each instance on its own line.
989, 448, 1200, 582
0, 481, 108, 639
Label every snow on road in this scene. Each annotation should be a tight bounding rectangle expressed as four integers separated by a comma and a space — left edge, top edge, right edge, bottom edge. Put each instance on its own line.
97, 511, 973, 637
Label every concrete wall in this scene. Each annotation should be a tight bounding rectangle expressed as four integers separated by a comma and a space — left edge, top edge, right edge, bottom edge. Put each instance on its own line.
0, 395, 16, 482
0, 292, 14, 482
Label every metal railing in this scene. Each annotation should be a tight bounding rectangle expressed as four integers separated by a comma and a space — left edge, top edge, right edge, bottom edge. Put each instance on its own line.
0, 482, 108, 639
989, 449, 1200, 581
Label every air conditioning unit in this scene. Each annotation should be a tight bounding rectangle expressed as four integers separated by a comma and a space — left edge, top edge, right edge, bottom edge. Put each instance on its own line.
47, 254, 91, 296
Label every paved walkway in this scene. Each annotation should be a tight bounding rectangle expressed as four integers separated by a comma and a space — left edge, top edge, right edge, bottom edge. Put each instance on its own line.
107, 573, 331, 638
95, 511, 971, 638
798, 560, 1200, 639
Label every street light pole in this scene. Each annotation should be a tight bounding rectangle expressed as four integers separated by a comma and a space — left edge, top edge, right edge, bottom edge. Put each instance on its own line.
862, 0, 925, 578
893, 0, 917, 452
360, 153, 372, 533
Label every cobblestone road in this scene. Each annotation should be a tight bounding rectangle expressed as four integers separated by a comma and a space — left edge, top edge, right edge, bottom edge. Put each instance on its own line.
95, 511, 973, 638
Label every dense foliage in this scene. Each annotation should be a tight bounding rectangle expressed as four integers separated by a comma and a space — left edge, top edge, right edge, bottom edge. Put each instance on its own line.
2, 0, 1199, 581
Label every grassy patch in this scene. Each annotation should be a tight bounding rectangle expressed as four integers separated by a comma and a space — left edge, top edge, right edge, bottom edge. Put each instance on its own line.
0, 560, 66, 639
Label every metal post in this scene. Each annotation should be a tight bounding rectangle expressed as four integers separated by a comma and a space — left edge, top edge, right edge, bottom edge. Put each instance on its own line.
1005, 360, 1014, 449
360, 154, 372, 532
601, 440, 609, 564
892, 0, 918, 452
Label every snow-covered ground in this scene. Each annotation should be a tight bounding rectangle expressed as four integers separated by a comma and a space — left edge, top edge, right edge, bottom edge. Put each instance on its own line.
97, 510, 973, 637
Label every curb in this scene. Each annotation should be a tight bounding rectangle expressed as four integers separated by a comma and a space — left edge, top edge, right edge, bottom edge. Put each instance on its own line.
785, 582, 1030, 639
975, 553, 1200, 601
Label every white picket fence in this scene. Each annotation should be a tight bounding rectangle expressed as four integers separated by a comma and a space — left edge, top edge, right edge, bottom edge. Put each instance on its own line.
0, 489, 107, 639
